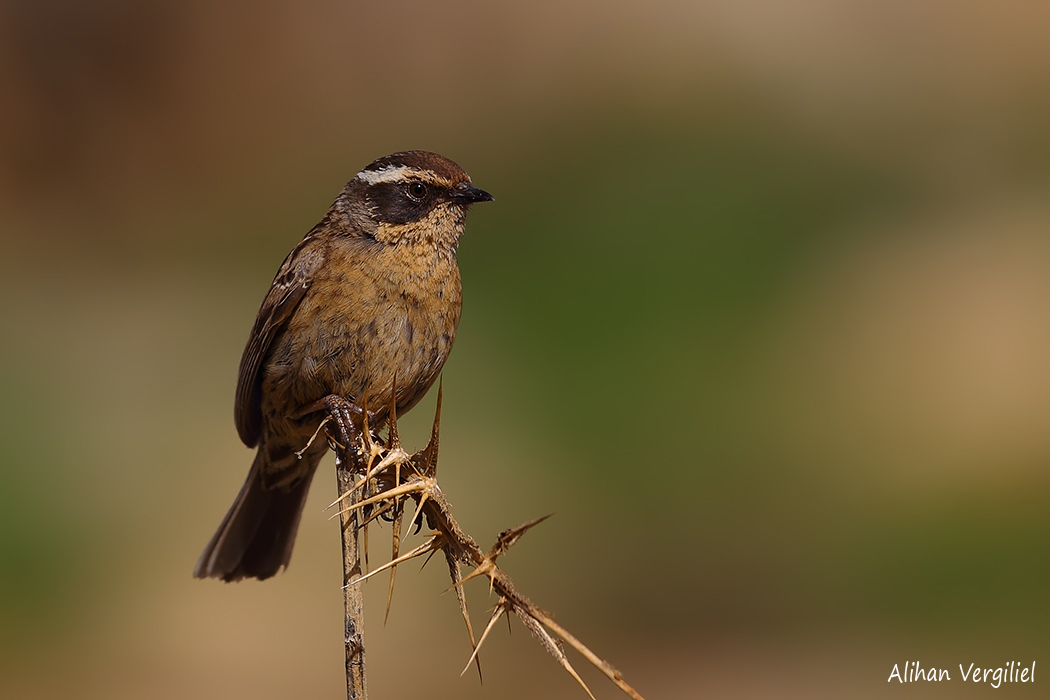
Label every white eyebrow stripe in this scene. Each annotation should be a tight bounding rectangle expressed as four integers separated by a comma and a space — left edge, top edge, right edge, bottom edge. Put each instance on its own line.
354, 165, 420, 185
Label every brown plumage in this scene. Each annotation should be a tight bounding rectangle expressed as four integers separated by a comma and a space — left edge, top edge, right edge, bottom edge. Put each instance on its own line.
194, 151, 493, 582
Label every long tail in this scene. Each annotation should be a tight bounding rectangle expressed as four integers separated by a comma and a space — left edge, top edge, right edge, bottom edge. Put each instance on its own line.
194, 449, 320, 582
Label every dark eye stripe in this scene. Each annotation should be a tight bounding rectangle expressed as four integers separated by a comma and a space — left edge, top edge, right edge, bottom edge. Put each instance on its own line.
368, 182, 437, 225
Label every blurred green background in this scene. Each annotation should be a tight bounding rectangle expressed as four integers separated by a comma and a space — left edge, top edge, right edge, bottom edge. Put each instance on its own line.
2, 1, 1049, 698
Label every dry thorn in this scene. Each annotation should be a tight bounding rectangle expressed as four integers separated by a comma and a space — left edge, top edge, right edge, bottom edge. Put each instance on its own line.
414, 380, 443, 478
385, 498, 404, 624
419, 546, 440, 572
446, 558, 494, 592
329, 481, 426, 521
488, 514, 553, 560
325, 443, 403, 510
444, 549, 482, 681
343, 535, 442, 588
460, 597, 508, 676
374, 446, 412, 474
360, 386, 372, 443
404, 491, 429, 535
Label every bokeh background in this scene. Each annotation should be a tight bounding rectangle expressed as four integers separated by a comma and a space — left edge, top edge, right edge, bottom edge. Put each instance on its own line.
2, 1, 1049, 698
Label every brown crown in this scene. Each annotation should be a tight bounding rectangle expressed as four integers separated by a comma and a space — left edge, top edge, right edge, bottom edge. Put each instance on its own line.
361, 151, 471, 184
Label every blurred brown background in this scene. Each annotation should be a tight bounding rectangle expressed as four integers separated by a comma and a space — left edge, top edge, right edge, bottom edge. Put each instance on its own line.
2, 1, 1049, 698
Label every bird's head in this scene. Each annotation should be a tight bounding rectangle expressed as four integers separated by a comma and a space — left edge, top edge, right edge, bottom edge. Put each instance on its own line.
342, 150, 493, 249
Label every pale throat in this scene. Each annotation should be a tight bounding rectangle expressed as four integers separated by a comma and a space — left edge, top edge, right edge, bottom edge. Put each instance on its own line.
374, 205, 465, 249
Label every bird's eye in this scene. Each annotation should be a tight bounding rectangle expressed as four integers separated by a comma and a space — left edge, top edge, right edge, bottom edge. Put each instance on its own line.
407, 182, 427, 201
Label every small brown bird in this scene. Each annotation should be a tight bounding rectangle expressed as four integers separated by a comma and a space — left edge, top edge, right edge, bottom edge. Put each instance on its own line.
194, 151, 493, 582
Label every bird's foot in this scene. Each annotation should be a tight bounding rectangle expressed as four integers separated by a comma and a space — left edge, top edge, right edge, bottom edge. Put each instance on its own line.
293, 395, 377, 455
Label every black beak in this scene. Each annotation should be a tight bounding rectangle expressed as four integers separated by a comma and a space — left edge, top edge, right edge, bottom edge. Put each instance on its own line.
450, 182, 494, 204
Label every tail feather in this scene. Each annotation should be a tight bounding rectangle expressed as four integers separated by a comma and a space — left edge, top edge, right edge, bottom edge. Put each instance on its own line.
194, 450, 319, 582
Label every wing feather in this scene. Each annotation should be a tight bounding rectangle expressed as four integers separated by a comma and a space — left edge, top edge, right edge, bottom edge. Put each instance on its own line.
234, 236, 326, 447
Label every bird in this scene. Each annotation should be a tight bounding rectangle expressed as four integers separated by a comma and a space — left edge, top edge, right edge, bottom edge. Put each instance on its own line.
194, 151, 493, 582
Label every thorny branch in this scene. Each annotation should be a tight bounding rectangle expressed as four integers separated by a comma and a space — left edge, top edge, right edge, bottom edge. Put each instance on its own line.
321, 385, 647, 700
335, 451, 367, 700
